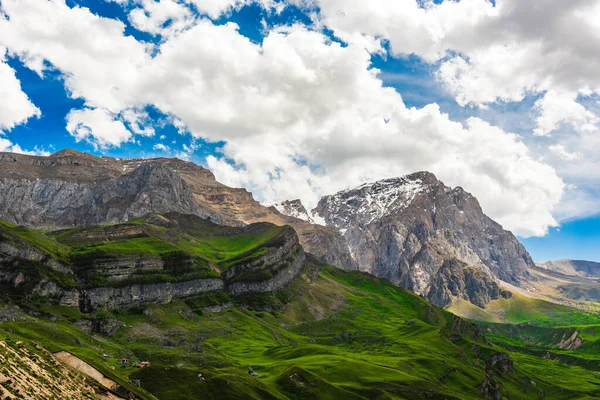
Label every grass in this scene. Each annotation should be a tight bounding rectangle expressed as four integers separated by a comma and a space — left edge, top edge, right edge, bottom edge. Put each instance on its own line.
0, 213, 291, 290
485, 292, 600, 327
3, 215, 600, 398
0, 219, 70, 262
2, 266, 600, 399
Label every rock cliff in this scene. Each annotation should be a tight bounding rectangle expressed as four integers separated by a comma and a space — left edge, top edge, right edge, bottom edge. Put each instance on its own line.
309, 172, 533, 307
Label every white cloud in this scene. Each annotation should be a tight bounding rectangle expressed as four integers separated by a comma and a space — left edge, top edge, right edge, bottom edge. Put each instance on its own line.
312, 0, 600, 102
534, 91, 598, 136
0, 137, 49, 156
0, 0, 152, 113
153, 143, 169, 151
549, 144, 581, 162
66, 108, 133, 149
120, 109, 155, 137
128, 0, 196, 37
0, 0, 566, 237
0, 50, 40, 131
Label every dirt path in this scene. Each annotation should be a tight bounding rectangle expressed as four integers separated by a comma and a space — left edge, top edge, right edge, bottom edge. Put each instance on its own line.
54, 351, 123, 397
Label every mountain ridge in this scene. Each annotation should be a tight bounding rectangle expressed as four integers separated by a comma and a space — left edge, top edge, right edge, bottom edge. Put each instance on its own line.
0, 150, 355, 270
0, 149, 533, 309
538, 259, 600, 277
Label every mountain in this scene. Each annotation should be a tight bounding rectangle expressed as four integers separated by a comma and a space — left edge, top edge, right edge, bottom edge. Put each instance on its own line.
0, 150, 355, 270
306, 172, 534, 307
539, 259, 600, 277
0, 150, 532, 309
2, 159, 600, 399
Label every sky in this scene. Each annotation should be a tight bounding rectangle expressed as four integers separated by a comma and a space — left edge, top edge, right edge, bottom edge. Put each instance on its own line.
0, 0, 598, 262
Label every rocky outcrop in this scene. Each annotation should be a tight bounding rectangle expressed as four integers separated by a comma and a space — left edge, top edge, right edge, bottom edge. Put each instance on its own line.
0, 150, 353, 269
0, 162, 221, 227
0, 239, 70, 274
476, 353, 515, 400
0, 213, 310, 312
79, 278, 225, 312
227, 249, 306, 295
85, 257, 165, 283
270, 200, 316, 223
311, 172, 532, 307
557, 330, 584, 350
428, 259, 511, 308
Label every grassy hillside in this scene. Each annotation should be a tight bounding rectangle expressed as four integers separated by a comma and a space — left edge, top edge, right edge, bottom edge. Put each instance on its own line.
2, 216, 600, 398
449, 291, 600, 328
53, 213, 288, 267
1, 213, 293, 290
1, 266, 600, 399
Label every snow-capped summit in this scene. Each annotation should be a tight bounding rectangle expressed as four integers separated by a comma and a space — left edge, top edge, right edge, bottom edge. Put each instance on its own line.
311, 172, 436, 227
270, 199, 324, 225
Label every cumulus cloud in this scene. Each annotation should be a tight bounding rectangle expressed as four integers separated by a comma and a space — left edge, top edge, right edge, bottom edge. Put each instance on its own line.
549, 144, 581, 162
0, 137, 49, 156
153, 143, 169, 151
0, 0, 567, 236
128, 0, 196, 37
534, 91, 598, 136
66, 108, 133, 149
0, 50, 40, 131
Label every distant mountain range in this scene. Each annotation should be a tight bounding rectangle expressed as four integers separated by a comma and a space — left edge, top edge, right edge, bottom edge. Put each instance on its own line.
538, 259, 600, 277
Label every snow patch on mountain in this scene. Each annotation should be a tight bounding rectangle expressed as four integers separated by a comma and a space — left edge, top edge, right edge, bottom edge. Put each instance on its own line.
312, 175, 428, 228
270, 199, 327, 225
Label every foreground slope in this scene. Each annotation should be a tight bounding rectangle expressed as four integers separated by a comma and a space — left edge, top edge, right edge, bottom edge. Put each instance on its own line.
2, 266, 600, 399
1, 219, 600, 399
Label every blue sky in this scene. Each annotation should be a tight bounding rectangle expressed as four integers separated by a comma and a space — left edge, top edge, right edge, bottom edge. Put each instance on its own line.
0, 0, 599, 262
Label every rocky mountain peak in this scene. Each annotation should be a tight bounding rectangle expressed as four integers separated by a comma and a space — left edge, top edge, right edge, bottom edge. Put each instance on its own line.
313, 173, 437, 228
50, 148, 87, 157
308, 171, 534, 307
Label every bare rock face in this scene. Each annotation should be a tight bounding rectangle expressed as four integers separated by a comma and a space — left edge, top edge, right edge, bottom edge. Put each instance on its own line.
0, 161, 221, 227
311, 172, 533, 307
0, 150, 353, 269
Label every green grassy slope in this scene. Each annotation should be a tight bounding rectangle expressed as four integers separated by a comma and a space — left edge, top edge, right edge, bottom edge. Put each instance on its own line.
0, 213, 291, 290
484, 292, 600, 327
2, 216, 600, 398
1, 266, 600, 399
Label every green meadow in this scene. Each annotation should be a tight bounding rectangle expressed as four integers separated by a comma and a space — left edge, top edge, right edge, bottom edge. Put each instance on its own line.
2, 217, 600, 399
2, 266, 600, 399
